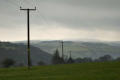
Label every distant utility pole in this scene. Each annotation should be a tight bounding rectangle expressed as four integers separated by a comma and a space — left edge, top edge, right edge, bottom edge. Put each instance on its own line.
20, 6, 36, 69
61, 41, 64, 59
69, 51, 71, 57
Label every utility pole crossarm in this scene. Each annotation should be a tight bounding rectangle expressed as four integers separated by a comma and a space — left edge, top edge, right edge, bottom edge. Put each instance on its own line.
20, 6, 36, 10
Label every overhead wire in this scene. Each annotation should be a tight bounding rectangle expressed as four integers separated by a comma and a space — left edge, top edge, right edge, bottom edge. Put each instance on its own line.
17, 0, 53, 29
5, 0, 19, 7
25, 0, 33, 7
31, 0, 51, 26
4, 0, 52, 26
18, 0, 23, 7
31, 0, 36, 7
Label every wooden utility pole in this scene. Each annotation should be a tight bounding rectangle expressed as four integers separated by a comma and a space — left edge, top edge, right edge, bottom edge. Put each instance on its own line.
61, 41, 64, 59
69, 51, 71, 58
20, 6, 36, 69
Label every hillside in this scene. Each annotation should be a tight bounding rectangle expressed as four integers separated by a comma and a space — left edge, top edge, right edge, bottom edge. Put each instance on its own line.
29, 40, 120, 59
0, 42, 52, 66
0, 62, 120, 80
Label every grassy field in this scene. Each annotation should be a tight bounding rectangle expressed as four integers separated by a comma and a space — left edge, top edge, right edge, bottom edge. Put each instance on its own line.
0, 62, 120, 80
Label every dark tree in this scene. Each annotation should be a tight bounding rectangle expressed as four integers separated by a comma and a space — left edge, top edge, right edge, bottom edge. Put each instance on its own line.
38, 61, 46, 65
18, 63, 24, 67
67, 57, 74, 63
98, 55, 113, 62
52, 49, 61, 64
2, 58, 15, 68
82, 57, 93, 62
75, 57, 92, 63
67, 53, 74, 64
116, 57, 120, 61
75, 57, 83, 63
59, 57, 65, 64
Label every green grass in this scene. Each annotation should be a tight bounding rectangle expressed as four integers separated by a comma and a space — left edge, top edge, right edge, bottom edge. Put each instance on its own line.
0, 62, 120, 80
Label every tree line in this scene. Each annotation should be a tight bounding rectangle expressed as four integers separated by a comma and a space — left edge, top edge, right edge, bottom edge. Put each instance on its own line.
1, 49, 120, 68
52, 49, 120, 64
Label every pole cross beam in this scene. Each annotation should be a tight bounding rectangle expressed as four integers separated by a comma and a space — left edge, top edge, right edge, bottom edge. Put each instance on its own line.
20, 6, 36, 69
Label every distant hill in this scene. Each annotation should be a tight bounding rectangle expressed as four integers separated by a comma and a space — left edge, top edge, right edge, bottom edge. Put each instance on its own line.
26, 40, 120, 59
106, 41, 120, 47
0, 42, 52, 66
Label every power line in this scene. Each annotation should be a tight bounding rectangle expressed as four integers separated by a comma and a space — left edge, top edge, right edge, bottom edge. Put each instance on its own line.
38, 11, 50, 25
31, 0, 52, 26
18, 0, 24, 7
31, 0, 36, 7
25, 0, 33, 6
5, 0, 19, 7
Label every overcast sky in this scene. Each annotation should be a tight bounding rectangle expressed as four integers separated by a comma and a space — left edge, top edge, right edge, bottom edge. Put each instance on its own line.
0, 0, 120, 41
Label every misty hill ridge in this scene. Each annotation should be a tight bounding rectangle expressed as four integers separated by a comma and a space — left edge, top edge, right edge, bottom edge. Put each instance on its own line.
30, 41, 120, 59
0, 42, 52, 66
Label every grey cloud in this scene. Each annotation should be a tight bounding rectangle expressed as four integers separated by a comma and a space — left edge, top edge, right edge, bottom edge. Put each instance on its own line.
0, 0, 120, 41
34, 0, 120, 31
1, 0, 120, 29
